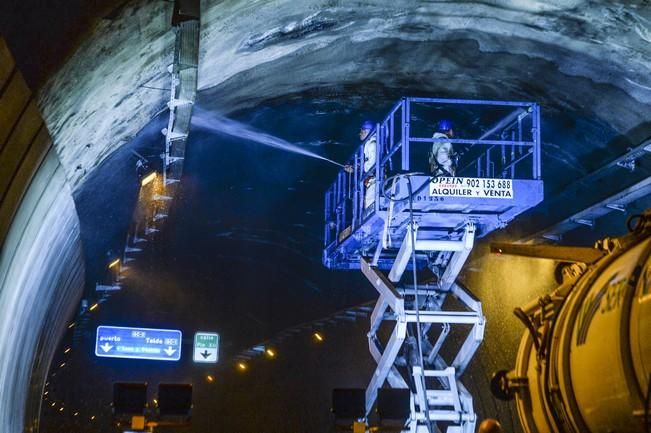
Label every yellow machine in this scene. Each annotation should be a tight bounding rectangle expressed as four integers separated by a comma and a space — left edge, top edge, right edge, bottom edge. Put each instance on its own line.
491, 212, 651, 433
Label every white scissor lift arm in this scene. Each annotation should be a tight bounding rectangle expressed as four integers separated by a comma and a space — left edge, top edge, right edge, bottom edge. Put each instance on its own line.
323, 97, 543, 432
363, 222, 484, 433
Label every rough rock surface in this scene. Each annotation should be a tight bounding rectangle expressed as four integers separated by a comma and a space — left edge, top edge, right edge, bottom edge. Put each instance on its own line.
37, 0, 651, 190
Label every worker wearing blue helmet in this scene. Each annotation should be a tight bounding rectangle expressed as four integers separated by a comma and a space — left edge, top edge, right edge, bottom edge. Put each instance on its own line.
359, 120, 374, 141
429, 119, 457, 177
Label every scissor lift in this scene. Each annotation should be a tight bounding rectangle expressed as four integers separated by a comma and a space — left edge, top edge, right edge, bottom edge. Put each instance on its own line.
323, 97, 544, 432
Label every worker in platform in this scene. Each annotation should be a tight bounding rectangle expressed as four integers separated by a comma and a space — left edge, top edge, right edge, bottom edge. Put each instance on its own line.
360, 120, 376, 172
429, 119, 457, 177
360, 120, 377, 209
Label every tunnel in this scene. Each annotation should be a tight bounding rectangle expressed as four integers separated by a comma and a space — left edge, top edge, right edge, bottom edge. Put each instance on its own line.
1, 1, 650, 432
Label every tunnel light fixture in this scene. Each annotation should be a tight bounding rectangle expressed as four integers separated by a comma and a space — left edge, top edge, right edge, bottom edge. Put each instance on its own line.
59, 362, 65, 368
90, 415, 96, 421
108, 258, 120, 269
68, 322, 75, 329
43, 391, 48, 396
265, 348, 276, 359
59, 407, 64, 412
73, 412, 79, 417
313, 332, 324, 343
89, 303, 99, 312
237, 362, 247, 372
51, 402, 55, 407
206, 375, 214, 383
141, 172, 157, 187
64, 347, 71, 354
153, 398, 158, 406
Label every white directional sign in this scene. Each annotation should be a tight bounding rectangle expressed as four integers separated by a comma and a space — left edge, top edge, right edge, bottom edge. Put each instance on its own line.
193, 332, 219, 363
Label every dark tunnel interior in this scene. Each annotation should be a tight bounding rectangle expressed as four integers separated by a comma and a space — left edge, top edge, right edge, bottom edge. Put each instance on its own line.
1, 1, 651, 433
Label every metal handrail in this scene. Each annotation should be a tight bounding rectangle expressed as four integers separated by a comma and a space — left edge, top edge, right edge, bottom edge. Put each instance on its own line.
324, 97, 541, 249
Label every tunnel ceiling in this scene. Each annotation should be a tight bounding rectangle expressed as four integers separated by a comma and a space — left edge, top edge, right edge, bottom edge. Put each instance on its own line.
2, 2, 651, 431
2, 0, 647, 191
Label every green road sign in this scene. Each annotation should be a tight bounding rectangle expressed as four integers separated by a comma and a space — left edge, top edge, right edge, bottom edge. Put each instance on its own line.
193, 332, 219, 363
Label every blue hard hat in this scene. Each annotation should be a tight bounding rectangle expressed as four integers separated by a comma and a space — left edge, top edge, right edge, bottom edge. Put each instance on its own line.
437, 119, 454, 132
361, 120, 374, 130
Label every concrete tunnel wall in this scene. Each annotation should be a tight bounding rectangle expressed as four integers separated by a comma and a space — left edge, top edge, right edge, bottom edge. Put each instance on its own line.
37, 0, 651, 196
0, 38, 84, 433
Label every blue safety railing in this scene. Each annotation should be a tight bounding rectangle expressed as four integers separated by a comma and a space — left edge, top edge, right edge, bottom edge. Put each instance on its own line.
323, 97, 541, 262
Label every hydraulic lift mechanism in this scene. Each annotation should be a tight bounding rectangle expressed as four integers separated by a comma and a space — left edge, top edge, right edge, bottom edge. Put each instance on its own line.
323, 97, 544, 432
